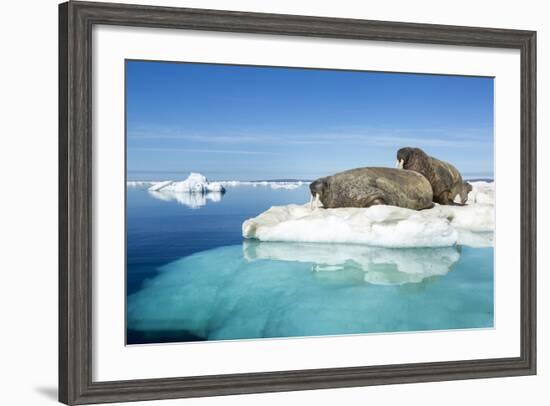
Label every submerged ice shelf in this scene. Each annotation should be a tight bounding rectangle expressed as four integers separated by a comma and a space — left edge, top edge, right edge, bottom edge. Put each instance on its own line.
127, 243, 493, 341
243, 182, 494, 248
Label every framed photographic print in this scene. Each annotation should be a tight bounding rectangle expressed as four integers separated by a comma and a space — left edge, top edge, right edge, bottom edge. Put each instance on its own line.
59, 1, 537, 404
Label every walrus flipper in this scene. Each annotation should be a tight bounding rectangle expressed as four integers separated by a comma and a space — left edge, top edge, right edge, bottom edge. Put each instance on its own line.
419, 202, 435, 210
369, 197, 386, 206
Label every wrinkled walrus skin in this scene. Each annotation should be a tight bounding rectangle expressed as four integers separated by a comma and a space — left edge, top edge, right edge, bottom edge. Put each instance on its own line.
396, 147, 472, 205
309, 167, 434, 210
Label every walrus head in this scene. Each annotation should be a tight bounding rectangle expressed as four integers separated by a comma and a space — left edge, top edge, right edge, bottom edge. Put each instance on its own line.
396, 147, 429, 170
309, 178, 328, 209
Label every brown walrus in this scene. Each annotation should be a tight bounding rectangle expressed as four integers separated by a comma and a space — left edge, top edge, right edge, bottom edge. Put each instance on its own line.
309, 167, 434, 210
396, 147, 472, 205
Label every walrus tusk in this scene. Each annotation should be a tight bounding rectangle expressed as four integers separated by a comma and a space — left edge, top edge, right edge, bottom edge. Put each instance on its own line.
309, 194, 314, 210
396, 159, 404, 169
395, 160, 400, 168
312, 193, 320, 210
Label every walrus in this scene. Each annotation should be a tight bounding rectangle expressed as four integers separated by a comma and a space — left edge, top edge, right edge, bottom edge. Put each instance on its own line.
309, 167, 434, 210
396, 147, 472, 205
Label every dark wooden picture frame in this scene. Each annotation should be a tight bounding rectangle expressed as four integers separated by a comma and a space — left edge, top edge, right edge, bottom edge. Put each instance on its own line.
59, 1, 537, 404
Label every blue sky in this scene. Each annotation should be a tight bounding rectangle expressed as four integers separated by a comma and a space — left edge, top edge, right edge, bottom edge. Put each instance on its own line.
126, 60, 494, 181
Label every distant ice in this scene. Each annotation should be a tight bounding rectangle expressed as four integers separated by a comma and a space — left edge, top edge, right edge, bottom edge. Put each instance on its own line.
243, 181, 494, 248
126, 181, 155, 188
219, 180, 306, 190
127, 177, 306, 190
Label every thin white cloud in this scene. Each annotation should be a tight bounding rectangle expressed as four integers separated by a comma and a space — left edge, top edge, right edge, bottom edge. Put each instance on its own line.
128, 130, 492, 149
129, 147, 279, 155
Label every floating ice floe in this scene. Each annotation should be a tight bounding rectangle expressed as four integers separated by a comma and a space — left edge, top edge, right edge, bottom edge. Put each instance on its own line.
141, 173, 226, 208
148, 173, 225, 193
242, 181, 494, 248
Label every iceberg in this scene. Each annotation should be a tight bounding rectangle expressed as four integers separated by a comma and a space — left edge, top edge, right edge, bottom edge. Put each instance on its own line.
242, 181, 494, 248
142, 173, 226, 208
148, 172, 225, 193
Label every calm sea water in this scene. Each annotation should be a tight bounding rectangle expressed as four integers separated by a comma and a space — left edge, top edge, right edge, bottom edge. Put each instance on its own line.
126, 185, 494, 344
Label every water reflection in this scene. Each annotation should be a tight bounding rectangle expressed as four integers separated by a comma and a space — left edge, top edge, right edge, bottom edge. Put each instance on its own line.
243, 241, 460, 285
148, 190, 223, 209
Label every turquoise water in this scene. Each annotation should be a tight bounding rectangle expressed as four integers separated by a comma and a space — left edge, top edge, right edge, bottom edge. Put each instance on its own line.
126, 186, 494, 344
